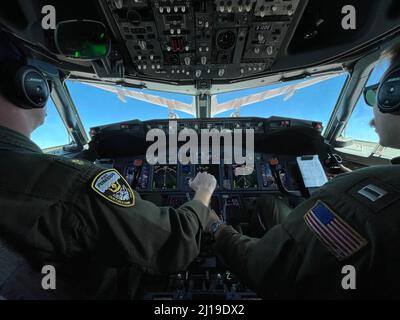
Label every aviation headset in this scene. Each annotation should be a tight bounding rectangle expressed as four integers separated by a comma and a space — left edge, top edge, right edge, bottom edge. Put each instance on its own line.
0, 33, 50, 110
377, 56, 400, 115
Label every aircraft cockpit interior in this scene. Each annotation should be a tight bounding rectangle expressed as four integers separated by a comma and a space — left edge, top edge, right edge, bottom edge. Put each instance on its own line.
1, 0, 400, 301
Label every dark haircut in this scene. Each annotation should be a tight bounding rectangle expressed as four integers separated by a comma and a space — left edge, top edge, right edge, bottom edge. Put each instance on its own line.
0, 32, 24, 97
0, 32, 23, 63
387, 43, 400, 69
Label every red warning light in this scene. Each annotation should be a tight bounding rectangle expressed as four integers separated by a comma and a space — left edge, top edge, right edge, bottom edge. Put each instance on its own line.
314, 123, 323, 131
89, 128, 98, 137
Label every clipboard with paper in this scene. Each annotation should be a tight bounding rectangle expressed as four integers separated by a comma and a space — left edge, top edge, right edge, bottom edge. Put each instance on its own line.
296, 155, 328, 188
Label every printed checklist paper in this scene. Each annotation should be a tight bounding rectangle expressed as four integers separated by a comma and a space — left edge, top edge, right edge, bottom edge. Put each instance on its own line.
296, 155, 328, 188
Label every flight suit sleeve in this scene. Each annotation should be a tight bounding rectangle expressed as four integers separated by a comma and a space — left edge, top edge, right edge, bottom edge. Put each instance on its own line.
215, 182, 373, 298
67, 167, 211, 275
215, 222, 304, 298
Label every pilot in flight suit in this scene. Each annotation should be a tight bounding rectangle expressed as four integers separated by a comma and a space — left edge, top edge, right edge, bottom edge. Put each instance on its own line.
209, 47, 400, 299
0, 35, 217, 299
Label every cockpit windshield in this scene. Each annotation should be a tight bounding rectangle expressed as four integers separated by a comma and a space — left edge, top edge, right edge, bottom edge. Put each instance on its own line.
65, 72, 348, 136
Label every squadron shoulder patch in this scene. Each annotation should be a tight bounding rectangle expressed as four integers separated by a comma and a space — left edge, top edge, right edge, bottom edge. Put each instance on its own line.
304, 201, 367, 261
91, 169, 135, 207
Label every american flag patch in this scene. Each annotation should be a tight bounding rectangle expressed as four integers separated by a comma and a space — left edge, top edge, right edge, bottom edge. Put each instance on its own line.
304, 201, 367, 261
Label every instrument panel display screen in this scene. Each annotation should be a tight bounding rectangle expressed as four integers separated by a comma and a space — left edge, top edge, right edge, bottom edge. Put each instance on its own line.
122, 156, 301, 192
152, 165, 177, 190
232, 165, 259, 189
261, 163, 288, 191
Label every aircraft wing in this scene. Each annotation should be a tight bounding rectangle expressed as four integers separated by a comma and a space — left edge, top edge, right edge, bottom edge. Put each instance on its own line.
210, 74, 340, 117
82, 82, 196, 117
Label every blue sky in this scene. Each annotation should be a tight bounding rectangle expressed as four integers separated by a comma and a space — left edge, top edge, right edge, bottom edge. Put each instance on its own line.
31, 61, 388, 149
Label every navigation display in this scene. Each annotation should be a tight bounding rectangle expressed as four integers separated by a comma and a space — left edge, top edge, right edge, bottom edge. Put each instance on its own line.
232, 165, 258, 189
181, 165, 195, 190
152, 165, 177, 190
125, 163, 150, 190
261, 163, 288, 191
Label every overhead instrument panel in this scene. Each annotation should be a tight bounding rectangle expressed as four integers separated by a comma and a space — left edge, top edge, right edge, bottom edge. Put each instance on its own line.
105, 0, 300, 82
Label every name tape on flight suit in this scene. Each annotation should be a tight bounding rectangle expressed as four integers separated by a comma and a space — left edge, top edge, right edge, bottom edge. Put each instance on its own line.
304, 201, 368, 261
91, 169, 135, 207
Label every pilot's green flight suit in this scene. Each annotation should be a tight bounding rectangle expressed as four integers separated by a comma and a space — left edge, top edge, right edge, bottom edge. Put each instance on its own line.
216, 162, 400, 299
0, 125, 210, 299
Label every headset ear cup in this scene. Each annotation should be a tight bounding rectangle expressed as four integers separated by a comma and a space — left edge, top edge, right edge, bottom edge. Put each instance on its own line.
377, 67, 400, 114
0, 64, 50, 109
16, 66, 50, 109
